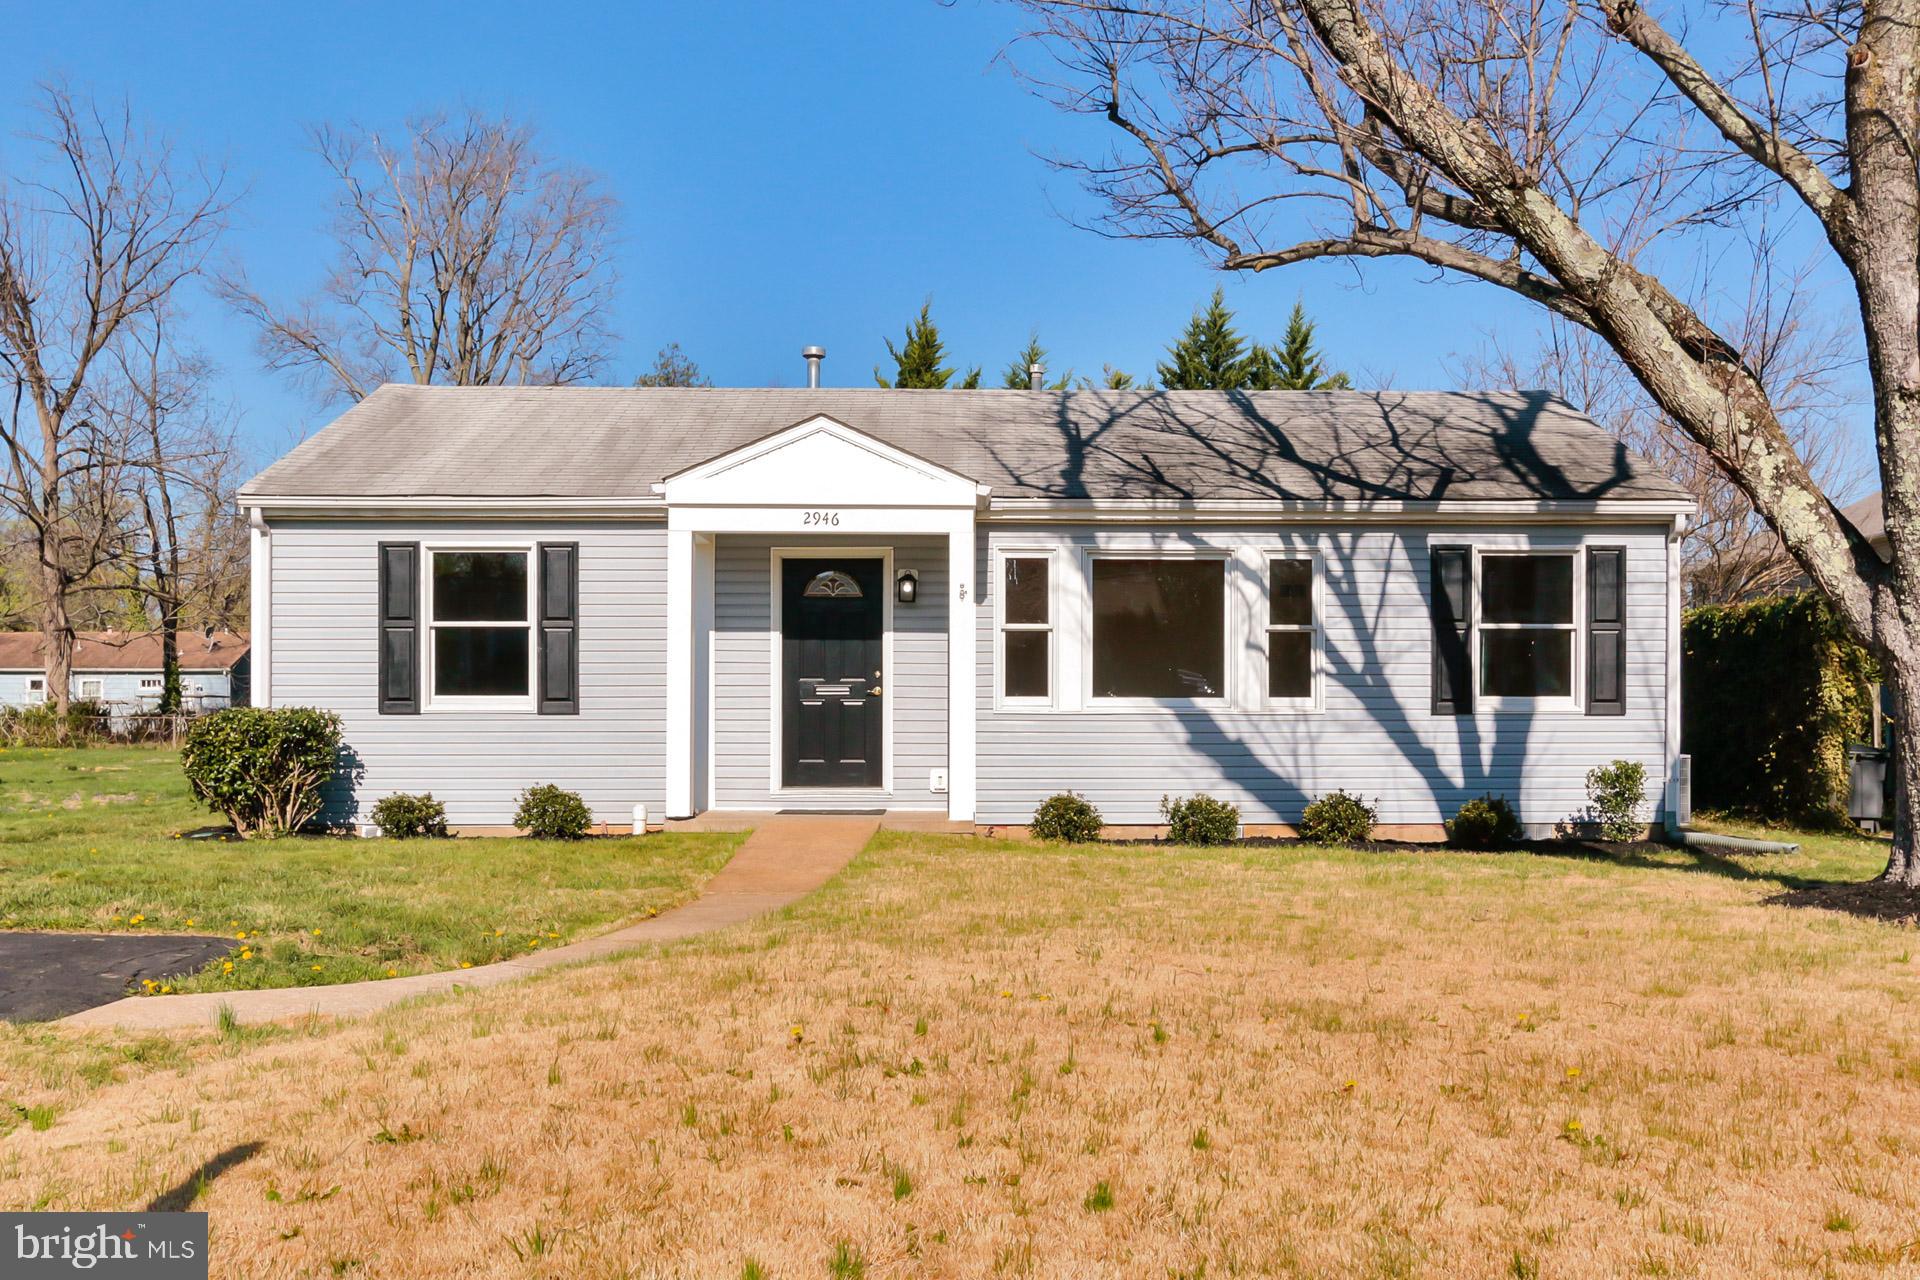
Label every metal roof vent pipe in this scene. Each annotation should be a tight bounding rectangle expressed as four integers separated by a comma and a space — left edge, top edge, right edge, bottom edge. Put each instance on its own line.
803, 345, 826, 388
1027, 362, 1045, 390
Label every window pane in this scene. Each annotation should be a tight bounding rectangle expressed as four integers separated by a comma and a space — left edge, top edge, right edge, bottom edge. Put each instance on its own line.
1481, 554, 1573, 624
433, 552, 528, 622
435, 627, 530, 696
1480, 630, 1573, 697
1091, 559, 1225, 698
1004, 558, 1049, 625
1270, 559, 1313, 626
1004, 629, 1049, 698
1268, 629, 1313, 699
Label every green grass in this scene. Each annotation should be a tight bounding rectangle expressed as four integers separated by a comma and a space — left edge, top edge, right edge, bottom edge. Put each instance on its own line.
0, 745, 740, 996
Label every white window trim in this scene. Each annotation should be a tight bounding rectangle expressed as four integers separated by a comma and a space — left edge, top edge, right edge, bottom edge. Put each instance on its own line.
78, 678, 105, 698
1082, 547, 1234, 709
1263, 551, 1325, 713
421, 540, 538, 712
993, 547, 1057, 709
1472, 545, 1584, 713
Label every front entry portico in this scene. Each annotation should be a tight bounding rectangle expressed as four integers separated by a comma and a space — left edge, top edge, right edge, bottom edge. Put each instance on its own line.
657, 416, 983, 822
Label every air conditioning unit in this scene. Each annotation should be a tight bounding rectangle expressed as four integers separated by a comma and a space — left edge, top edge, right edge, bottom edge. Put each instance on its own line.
1674, 754, 1693, 829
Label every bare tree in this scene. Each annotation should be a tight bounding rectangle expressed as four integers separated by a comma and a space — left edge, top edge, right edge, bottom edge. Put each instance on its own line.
0, 85, 228, 719
101, 307, 248, 710
1457, 240, 1867, 603
224, 110, 617, 401
1012, 0, 1920, 886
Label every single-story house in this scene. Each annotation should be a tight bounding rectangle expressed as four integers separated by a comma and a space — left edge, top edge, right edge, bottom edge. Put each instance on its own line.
0, 630, 251, 712
238, 381, 1693, 837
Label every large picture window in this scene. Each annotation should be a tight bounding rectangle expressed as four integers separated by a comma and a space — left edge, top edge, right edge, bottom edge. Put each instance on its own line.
1091, 558, 1225, 699
1267, 557, 1316, 702
1000, 556, 1051, 701
429, 549, 532, 700
1478, 552, 1575, 700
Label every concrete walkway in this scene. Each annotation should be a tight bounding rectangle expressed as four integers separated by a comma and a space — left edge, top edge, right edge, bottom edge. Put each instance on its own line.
60, 815, 875, 1033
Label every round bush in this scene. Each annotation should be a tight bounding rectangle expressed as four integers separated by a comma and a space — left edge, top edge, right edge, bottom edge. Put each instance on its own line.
1586, 758, 1649, 841
1445, 795, 1522, 849
1030, 792, 1104, 843
1160, 793, 1241, 845
1298, 790, 1377, 846
371, 792, 449, 839
180, 706, 343, 838
514, 784, 593, 839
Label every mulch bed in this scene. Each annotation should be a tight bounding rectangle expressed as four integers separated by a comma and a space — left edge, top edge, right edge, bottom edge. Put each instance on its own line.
1767, 880, 1920, 926
1106, 836, 1669, 855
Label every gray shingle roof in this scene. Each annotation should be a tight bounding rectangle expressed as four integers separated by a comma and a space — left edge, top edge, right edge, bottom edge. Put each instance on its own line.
241, 386, 1689, 505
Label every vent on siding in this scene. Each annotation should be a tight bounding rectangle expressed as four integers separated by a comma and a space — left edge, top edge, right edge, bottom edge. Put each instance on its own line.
1674, 754, 1693, 828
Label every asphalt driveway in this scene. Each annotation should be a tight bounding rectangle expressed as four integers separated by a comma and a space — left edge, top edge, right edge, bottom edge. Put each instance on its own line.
0, 932, 236, 1022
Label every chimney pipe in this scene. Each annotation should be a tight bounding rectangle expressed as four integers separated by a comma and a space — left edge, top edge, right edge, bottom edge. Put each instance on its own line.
1027, 363, 1046, 391
802, 346, 826, 389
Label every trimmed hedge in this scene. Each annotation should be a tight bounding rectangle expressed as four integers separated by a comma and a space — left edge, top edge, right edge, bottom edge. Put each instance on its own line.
1160, 793, 1241, 845
1031, 792, 1105, 843
515, 784, 593, 839
1682, 595, 1876, 826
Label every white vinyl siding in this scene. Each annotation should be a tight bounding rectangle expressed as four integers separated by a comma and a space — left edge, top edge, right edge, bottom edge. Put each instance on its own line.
269, 519, 666, 827
976, 523, 1672, 833
711, 534, 948, 810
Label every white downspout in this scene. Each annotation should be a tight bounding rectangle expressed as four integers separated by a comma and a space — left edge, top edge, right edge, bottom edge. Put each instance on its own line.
248, 506, 271, 708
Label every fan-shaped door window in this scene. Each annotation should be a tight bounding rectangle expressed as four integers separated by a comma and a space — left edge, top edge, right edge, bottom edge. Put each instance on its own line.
802, 570, 864, 599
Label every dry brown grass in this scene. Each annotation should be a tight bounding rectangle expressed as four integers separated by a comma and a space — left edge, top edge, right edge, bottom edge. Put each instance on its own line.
4, 831, 1920, 1277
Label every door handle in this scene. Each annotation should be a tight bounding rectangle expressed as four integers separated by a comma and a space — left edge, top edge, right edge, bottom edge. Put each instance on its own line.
868, 686, 883, 696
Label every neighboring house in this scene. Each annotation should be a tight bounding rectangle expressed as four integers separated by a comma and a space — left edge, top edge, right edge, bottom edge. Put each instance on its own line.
0, 631, 252, 713
1842, 491, 1891, 562
239, 382, 1694, 836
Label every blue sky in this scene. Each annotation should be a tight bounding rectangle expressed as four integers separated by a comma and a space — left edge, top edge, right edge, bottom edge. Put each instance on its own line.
0, 1, 1833, 473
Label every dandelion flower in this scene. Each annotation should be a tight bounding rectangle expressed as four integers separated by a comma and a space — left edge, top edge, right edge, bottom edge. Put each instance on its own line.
494, 928, 504, 936
240, 949, 253, 960
386, 968, 398, 978
790, 1025, 804, 1040
160, 985, 172, 994
1000, 990, 1012, 998
459, 962, 473, 970
1567, 1067, 1581, 1078
222, 961, 234, 973
130, 914, 144, 924
311, 929, 322, 937
311, 965, 322, 972
235, 932, 247, 940
184, 919, 195, 927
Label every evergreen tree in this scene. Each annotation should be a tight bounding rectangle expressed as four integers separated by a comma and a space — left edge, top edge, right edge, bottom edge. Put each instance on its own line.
1078, 364, 1145, 390
632, 342, 711, 387
876, 300, 978, 388
1001, 332, 1072, 388
1250, 301, 1351, 390
1156, 289, 1253, 389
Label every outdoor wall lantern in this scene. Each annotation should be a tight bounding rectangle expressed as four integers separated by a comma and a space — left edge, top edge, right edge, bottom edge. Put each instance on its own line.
896, 570, 919, 604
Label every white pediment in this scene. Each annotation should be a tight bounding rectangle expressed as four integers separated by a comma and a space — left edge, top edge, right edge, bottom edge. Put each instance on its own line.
657, 415, 985, 508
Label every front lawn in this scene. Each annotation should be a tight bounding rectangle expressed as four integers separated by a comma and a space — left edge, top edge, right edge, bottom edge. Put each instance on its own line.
0, 745, 740, 994
3, 822, 1916, 1275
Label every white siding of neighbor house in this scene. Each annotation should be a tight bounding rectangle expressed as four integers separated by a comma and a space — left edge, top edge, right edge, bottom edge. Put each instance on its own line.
0, 666, 243, 711
974, 523, 1674, 832
268, 520, 666, 827
711, 534, 949, 810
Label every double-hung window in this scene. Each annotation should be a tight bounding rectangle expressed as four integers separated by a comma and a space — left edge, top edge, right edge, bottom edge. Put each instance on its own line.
1000, 555, 1052, 702
1090, 557, 1226, 700
1266, 556, 1317, 705
428, 549, 534, 704
1477, 552, 1577, 703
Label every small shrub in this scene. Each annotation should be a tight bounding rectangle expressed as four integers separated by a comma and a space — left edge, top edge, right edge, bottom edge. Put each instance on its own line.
370, 792, 449, 839
1160, 793, 1240, 845
515, 784, 593, 839
1298, 790, 1377, 845
180, 707, 343, 838
1586, 759, 1648, 841
1446, 795, 1523, 849
1030, 792, 1104, 843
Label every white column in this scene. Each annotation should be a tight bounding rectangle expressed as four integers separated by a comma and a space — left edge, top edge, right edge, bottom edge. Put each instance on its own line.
666, 526, 696, 819
946, 511, 978, 823
248, 508, 271, 708
692, 533, 715, 814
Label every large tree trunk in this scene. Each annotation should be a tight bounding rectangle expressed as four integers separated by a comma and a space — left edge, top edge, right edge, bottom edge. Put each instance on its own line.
37, 561, 74, 727
1883, 657, 1920, 886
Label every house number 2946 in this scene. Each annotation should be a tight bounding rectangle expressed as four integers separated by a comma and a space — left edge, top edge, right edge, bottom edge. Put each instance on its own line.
802, 510, 841, 527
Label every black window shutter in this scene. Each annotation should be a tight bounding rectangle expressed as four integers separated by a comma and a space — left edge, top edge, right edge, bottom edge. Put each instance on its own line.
1587, 547, 1626, 716
377, 542, 420, 715
1431, 545, 1473, 715
538, 542, 579, 715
